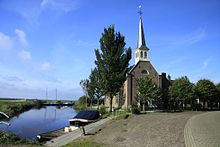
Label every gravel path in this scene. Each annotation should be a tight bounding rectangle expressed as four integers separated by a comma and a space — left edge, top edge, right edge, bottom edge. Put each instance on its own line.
84, 112, 201, 147
184, 111, 220, 147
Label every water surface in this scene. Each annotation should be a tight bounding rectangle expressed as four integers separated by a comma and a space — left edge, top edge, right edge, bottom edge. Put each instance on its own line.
0, 106, 77, 140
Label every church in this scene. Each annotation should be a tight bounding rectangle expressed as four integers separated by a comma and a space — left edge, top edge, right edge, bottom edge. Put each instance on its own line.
105, 9, 170, 110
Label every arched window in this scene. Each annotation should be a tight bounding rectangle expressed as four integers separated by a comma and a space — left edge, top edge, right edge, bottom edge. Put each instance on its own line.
140, 51, 143, 58
144, 52, 147, 58
141, 70, 148, 75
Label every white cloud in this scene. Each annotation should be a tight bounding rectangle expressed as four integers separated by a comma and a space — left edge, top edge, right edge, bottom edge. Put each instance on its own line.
1, 1, 83, 25
202, 58, 211, 69
44, 76, 61, 83
0, 32, 12, 49
171, 27, 206, 48
15, 29, 28, 47
17, 50, 32, 62
152, 27, 207, 50
41, 0, 52, 7
41, 0, 81, 12
39, 61, 53, 71
3, 76, 23, 82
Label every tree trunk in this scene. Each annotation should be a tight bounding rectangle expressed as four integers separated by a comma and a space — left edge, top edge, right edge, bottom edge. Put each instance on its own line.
203, 101, 205, 110
90, 98, 92, 109
143, 103, 145, 111
110, 95, 113, 112
85, 96, 87, 108
97, 98, 99, 110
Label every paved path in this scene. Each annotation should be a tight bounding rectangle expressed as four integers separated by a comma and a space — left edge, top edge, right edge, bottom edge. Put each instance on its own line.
184, 111, 220, 147
45, 118, 109, 147
85, 112, 200, 147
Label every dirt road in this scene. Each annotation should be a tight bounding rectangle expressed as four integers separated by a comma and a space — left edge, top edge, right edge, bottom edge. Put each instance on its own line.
84, 111, 201, 147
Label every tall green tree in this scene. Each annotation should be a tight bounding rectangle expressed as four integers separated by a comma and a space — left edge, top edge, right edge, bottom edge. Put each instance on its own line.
168, 76, 195, 110
88, 68, 104, 109
216, 83, 220, 92
75, 95, 88, 110
136, 76, 161, 111
216, 83, 220, 109
196, 79, 218, 109
95, 25, 131, 112
80, 79, 89, 107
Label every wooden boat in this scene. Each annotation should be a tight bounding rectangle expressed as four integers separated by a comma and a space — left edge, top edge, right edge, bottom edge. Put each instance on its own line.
0, 112, 9, 119
37, 128, 65, 142
0, 111, 10, 126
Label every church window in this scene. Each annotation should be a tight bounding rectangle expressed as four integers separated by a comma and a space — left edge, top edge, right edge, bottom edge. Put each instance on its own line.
141, 70, 149, 75
140, 51, 143, 58
144, 52, 147, 58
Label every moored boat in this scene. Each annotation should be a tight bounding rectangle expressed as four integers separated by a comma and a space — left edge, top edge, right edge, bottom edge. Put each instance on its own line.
37, 128, 65, 142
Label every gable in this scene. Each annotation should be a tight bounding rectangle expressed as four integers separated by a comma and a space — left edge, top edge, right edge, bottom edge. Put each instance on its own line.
129, 61, 159, 77
128, 61, 160, 87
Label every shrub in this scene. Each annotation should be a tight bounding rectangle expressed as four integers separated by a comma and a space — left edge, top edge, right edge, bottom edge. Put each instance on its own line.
0, 131, 38, 145
99, 105, 107, 115
131, 104, 140, 114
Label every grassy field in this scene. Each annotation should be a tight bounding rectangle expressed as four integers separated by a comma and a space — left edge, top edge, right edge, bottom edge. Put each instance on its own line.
0, 99, 26, 111
0, 99, 44, 117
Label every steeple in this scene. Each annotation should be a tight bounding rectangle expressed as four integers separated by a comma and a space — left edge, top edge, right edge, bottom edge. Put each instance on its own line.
138, 17, 148, 49
135, 5, 150, 64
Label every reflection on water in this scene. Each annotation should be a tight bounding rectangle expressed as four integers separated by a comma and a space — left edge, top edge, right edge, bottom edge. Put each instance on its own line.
0, 106, 77, 140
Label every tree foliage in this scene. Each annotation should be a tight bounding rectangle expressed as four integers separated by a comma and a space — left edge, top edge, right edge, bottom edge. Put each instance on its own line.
216, 83, 220, 92
196, 79, 218, 109
79, 79, 89, 107
136, 76, 161, 111
216, 83, 220, 101
88, 68, 105, 109
75, 95, 88, 110
168, 76, 195, 103
95, 25, 131, 112
80, 79, 89, 96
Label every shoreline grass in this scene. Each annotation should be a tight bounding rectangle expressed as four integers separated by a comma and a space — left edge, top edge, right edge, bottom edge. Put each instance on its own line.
0, 131, 39, 146
63, 138, 103, 147
0, 99, 44, 117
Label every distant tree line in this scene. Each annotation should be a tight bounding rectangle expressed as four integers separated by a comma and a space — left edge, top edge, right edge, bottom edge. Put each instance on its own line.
136, 76, 220, 111
167, 76, 220, 111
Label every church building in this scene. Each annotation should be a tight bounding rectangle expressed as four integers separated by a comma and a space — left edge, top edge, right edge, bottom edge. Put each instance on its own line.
105, 8, 170, 110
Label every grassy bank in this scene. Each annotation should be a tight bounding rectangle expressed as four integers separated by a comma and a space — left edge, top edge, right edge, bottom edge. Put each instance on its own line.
0, 131, 39, 146
0, 99, 44, 117
63, 138, 102, 147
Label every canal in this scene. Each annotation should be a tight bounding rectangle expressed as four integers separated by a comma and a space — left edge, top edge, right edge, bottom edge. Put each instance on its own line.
0, 106, 77, 140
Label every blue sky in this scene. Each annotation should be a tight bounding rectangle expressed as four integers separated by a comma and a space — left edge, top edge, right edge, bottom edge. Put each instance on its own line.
0, 0, 219, 100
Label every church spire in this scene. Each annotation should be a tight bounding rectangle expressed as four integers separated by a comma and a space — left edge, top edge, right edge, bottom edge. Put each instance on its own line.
135, 6, 150, 64
137, 5, 148, 50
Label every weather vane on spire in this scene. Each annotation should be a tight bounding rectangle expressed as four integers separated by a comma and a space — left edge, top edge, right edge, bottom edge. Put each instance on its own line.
138, 5, 142, 16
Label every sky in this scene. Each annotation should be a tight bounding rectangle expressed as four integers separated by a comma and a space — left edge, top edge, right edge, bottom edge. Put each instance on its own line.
0, 0, 220, 100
